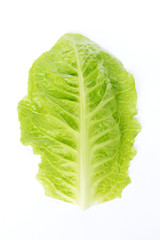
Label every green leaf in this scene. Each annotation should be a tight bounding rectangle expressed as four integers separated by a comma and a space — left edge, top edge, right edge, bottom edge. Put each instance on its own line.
18, 33, 141, 209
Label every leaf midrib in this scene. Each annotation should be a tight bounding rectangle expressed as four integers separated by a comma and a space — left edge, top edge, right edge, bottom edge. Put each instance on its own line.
73, 41, 90, 209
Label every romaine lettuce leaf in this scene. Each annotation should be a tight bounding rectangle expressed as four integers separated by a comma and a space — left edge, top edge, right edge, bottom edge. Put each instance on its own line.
18, 33, 141, 209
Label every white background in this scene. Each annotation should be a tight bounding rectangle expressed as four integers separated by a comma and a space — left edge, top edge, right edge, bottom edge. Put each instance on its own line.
0, 0, 160, 239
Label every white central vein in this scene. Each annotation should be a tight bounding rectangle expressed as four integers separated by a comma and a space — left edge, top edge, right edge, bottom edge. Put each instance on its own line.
73, 41, 90, 209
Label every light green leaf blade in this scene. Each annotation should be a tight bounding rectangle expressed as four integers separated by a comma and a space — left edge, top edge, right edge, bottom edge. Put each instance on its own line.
18, 33, 141, 209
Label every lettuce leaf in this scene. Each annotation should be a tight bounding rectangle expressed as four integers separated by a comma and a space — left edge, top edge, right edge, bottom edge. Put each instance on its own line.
18, 33, 141, 209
